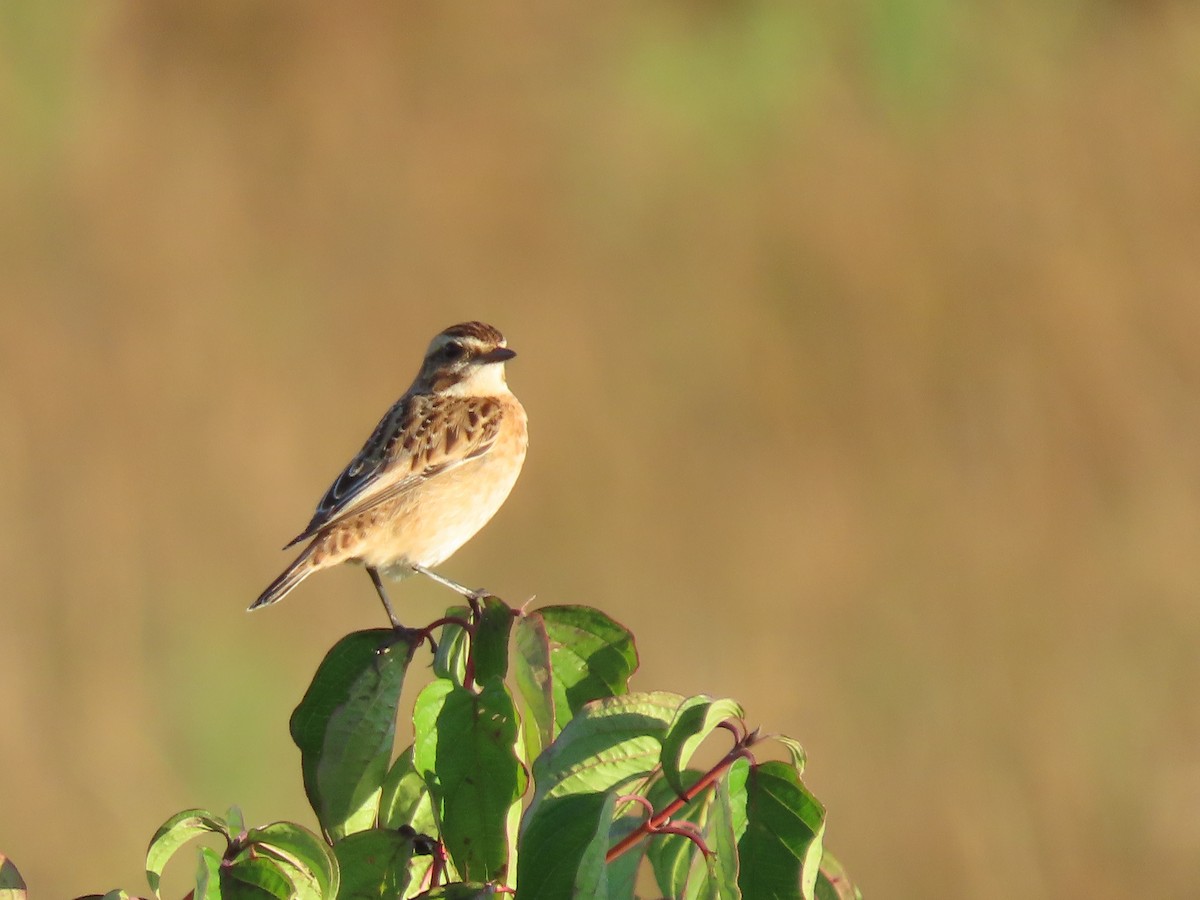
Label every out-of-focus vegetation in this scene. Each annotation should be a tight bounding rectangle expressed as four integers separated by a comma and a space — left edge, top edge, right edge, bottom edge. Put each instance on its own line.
1, 2, 1198, 898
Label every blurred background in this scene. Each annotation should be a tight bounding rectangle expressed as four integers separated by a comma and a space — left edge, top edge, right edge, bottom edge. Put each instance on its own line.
2, 2, 1199, 897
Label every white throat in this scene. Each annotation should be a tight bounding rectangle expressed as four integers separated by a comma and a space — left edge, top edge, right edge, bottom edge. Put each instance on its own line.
443, 363, 511, 397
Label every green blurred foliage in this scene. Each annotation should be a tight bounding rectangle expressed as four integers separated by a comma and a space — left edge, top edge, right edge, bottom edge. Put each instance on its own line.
2, 2, 1199, 898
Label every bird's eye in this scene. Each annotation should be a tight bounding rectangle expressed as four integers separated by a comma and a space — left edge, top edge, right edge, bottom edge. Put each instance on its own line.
442, 342, 465, 361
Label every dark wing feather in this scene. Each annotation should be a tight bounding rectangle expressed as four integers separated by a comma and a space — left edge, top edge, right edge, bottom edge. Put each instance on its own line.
284, 394, 505, 547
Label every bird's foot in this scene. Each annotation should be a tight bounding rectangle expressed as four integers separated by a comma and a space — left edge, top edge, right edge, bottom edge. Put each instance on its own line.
412, 564, 495, 609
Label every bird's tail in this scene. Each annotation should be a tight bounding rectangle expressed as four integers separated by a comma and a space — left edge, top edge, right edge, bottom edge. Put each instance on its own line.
249, 550, 316, 612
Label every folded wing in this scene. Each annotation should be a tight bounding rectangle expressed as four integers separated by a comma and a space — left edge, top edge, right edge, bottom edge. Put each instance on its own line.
284, 394, 506, 548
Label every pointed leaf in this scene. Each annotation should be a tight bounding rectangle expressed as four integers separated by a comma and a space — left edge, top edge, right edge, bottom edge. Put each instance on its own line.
602, 813, 647, 900
224, 806, 246, 837
707, 758, 746, 900
195, 846, 222, 900
472, 597, 515, 684
512, 611, 554, 763
432, 606, 471, 685
221, 857, 294, 900
379, 745, 436, 835
737, 762, 825, 900
378, 747, 458, 892
290, 629, 414, 840
660, 695, 745, 798
146, 809, 229, 898
0, 853, 27, 897
526, 691, 682, 811
245, 821, 339, 900
539, 606, 638, 728
333, 828, 419, 899
644, 770, 711, 900
518, 692, 683, 899
814, 852, 862, 900
412, 677, 523, 882
515, 791, 615, 900
771, 734, 807, 774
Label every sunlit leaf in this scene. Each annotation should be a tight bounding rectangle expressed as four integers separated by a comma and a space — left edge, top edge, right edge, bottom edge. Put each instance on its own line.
379, 745, 436, 835
333, 828, 419, 899
244, 821, 339, 900
526, 691, 681, 808
472, 597, 515, 684
602, 812, 646, 900
814, 851, 862, 900
539, 606, 638, 728
0, 853, 27, 898
515, 791, 615, 900
195, 846, 222, 900
707, 760, 745, 900
644, 770, 711, 900
770, 734, 807, 773
432, 605, 470, 686
290, 629, 414, 841
224, 805, 246, 837
221, 856, 294, 899
146, 809, 229, 898
412, 677, 523, 882
660, 695, 744, 798
512, 611, 554, 763
518, 692, 683, 898
737, 762, 825, 900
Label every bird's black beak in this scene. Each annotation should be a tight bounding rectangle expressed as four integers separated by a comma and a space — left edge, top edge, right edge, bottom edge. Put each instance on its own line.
480, 346, 516, 363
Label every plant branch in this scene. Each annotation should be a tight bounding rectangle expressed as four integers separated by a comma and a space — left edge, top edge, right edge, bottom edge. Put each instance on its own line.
605, 731, 757, 863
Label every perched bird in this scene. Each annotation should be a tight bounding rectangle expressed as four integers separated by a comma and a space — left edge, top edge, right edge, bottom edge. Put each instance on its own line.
250, 321, 528, 627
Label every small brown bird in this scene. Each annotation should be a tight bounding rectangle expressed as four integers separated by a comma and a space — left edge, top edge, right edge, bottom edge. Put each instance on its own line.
250, 321, 528, 627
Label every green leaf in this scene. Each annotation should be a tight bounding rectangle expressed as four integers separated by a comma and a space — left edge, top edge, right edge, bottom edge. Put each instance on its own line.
515, 791, 615, 900
512, 611, 555, 763
378, 746, 457, 893
472, 597, 515, 684
737, 762, 825, 900
539, 606, 638, 729
333, 829, 419, 899
290, 629, 414, 840
770, 734, 807, 774
814, 851, 862, 900
245, 821, 339, 900
221, 857, 294, 900
146, 809, 229, 898
707, 759, 746, 900
0, 853, 27, 898
379, 745, 436, 834
517, 692, 683, 899
660, 695, 745, 798
526, 691, 682, 809
412, 677, 523, 882
602, 813, 646, 900
195, 846, 223, 900
432, 605, 471, 685
224, 805, 247, 837
644, 770, 711, 900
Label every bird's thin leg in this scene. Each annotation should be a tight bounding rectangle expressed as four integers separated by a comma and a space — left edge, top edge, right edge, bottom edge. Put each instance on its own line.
412, 564, 491, 605
366, 566, 404, 629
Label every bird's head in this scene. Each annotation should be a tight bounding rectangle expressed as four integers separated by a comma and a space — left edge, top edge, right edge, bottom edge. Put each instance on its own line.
415, 321, 516, 396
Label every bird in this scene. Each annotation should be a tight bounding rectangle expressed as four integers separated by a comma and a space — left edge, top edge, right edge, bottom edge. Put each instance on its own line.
250, 321, 528, 628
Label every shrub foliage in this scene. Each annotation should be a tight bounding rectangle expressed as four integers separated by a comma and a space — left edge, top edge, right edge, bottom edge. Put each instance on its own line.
15, 597, 861, 899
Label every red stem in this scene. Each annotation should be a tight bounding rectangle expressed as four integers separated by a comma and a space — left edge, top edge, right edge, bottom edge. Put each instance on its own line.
605, 743, 755, 862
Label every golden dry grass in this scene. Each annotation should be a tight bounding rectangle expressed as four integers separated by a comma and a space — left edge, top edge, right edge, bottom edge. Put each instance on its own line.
2, 3, 1200, 897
